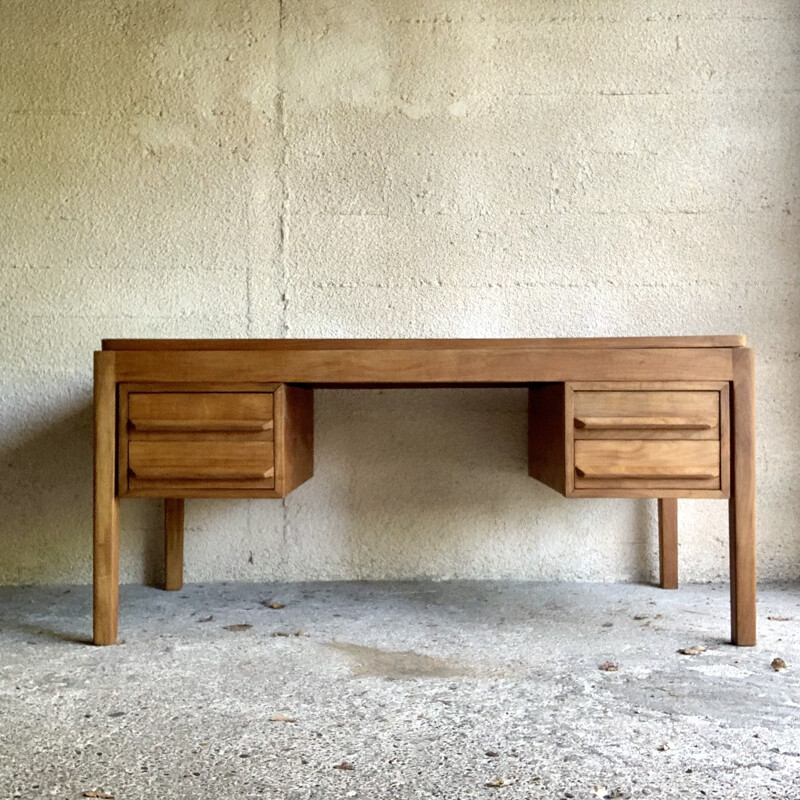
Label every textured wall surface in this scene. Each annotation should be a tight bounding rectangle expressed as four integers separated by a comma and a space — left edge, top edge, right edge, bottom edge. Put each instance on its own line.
1, 0, 798, 586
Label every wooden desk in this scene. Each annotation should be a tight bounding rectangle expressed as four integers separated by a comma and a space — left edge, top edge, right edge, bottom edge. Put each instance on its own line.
94, 337, 756, 646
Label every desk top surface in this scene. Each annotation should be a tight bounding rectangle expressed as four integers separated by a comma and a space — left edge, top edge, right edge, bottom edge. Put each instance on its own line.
103, 335, 746, 351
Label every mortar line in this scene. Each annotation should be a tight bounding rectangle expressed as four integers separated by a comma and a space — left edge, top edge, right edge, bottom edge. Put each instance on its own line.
246, 245, 253, 338
277, 0, 289, 339
277, 0, 290, 567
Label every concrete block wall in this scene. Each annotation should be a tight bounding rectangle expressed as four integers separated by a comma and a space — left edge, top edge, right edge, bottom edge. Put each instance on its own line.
1, 0, 798, 586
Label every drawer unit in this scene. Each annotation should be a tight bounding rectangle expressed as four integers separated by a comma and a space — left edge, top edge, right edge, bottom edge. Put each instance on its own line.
529, 382, 730, 498
118, 383, 313, 498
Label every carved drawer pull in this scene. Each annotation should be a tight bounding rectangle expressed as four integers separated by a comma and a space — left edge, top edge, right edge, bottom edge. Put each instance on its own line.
574, 416, 714, 431
575, 466, 716, 480
130, 418, 273, 432
130, 465, 275, 481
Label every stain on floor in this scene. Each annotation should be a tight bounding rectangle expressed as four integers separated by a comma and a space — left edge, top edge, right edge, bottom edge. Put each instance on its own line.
325, 640, 478, 679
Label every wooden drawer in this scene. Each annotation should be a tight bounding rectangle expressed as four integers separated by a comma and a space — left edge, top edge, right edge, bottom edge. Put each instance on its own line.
128, 392, 273, 433
573, 390, 719, 439
574, 440, 721, 490
529, 382, 730, 498
129, 440, 274, 490
118, 383, 313, 498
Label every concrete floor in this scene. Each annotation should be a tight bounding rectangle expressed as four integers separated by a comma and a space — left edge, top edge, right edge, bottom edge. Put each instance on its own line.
0, 582, 798, 800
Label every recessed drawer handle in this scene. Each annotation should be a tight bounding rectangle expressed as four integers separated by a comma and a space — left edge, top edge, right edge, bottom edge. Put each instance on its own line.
130, 419, 273, 432
130, 466, 275, 480
575, 466, 716, 479
574, 416, 714, 431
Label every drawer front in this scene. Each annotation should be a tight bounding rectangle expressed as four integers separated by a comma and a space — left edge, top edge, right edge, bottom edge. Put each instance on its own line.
128, 440, 274, 491
574, 390, 719, 439
574, 440, 721, 490
128, 392, 273, 432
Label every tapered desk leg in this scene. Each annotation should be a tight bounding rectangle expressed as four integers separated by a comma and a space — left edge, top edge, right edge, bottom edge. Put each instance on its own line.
93, 351, 119, 646
729, 348, 757, 646
658, 498, 678, 589
164, 499, 185, 591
